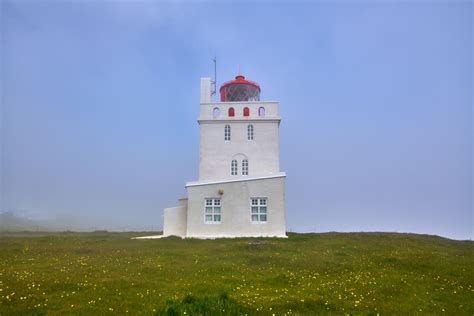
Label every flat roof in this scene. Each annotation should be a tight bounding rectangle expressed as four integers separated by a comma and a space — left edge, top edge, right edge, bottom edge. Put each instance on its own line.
185, 173, 286, 188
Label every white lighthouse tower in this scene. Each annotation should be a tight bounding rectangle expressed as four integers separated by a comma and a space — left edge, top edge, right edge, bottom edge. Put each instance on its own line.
163, 74, 286, 238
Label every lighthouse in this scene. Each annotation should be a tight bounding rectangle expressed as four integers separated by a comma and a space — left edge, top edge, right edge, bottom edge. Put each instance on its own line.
163, 74, 286, 238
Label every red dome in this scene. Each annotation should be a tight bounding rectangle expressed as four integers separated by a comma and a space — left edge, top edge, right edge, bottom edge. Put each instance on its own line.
219, 74, 261, 102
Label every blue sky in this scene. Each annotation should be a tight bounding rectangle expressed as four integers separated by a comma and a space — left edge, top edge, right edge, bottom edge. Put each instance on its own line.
1, 1, 472, 239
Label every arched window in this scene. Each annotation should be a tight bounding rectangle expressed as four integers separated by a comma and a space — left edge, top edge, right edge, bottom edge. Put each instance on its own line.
228, 107, 235, 117
243, 107, 250, 117
213, 107, 220, 118
231, 160, 238, 175
258, 107, 265, 117
242, 159, 248, 175
224, 125, 231, 141
247, 124, 254, 140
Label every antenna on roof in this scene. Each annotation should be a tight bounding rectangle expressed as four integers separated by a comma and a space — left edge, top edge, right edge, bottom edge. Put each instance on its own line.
211, 57, 217, 96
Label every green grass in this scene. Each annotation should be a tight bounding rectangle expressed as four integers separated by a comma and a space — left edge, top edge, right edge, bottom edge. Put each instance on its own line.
0, 232, 472, 315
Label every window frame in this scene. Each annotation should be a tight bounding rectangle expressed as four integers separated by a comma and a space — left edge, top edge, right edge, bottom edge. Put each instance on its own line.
231, 159, 238, 176
224, 125, 231, 141
247, 124, 254, 141
228, 107, 235, 117
204, 198, 221, 224
213, 107, 220, 118
250, 198, 267, 223
242, 159, 248, 175
243, 107, 250, 117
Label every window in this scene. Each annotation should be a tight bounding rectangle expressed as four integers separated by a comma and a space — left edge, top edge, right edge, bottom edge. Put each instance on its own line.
231, 160, 238, 175
242, 159, 248, 175
213, 107, 220, 118
228, 107, 235, 117
224, 125, 231, 141
243, 107, 250, 117
251, 198, 267, 222
205, 198, 221, 223
247, 124, 254, 140
258, 107, 265, 117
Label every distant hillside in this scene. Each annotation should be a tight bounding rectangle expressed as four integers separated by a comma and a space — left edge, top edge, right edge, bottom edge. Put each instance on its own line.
0, 211, 48, 231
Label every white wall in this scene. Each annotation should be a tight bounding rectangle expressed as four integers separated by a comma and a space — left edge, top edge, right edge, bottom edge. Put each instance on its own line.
198, 102, 281, 181
200, 78, 212, 103
199, 101, 280, 121
199, 121, 280, 180
163, 206, 187, 237
185, 176, 286, 238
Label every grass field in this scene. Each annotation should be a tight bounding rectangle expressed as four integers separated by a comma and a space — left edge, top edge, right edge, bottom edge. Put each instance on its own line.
0, 232, 472, 315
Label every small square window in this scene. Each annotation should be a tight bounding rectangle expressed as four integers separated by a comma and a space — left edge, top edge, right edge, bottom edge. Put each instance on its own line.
205, 199, 221, 223
250, 198, 267, 222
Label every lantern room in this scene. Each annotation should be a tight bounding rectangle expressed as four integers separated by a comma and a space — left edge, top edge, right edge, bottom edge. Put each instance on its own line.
219, 74, 261, 102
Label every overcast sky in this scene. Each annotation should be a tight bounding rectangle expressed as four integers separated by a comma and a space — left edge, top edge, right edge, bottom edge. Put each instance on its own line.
1, 1, 472, 239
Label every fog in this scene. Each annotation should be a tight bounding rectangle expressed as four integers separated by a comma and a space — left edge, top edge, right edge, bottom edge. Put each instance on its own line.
1, 1, 472, 239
